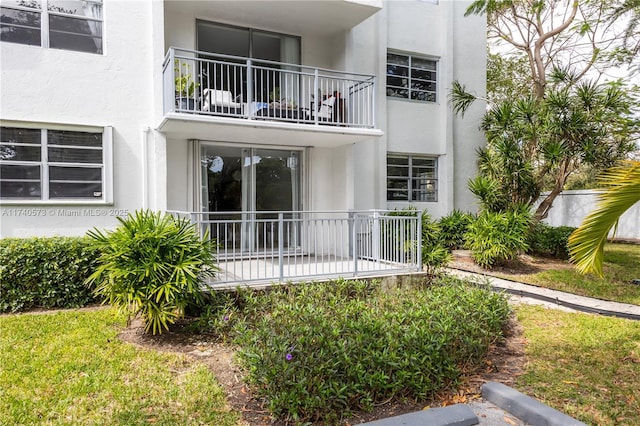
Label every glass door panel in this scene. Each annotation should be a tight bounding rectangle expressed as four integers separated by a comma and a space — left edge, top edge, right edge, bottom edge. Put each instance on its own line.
201, 145, 301, 252
254, 149, 301, 250
201, 145, 250, 250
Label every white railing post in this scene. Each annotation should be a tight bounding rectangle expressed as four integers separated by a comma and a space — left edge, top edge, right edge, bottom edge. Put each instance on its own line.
372, 210, 381, 263
416, 212, 422, 271
246, 59, 253, 120
313, 68, 319, 126
278, 212, 284, 281
351, 213, 359, 277
371, 76, 376, 128
165, 48, 176, 114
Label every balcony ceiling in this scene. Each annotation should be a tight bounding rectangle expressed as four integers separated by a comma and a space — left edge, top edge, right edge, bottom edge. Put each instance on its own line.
158, 113, 383, 148
165, 0, 382, 36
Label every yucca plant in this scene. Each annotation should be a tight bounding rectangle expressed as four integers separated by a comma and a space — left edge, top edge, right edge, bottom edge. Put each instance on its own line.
569, 160, 640, 277
86, 210, 217, 334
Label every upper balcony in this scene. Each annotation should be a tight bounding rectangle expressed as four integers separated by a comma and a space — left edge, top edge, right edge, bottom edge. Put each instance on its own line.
158, 48, 383, 147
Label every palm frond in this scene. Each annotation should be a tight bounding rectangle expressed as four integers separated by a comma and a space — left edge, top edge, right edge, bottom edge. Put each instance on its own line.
568, 161, 640, 276
449, 80, 479, 118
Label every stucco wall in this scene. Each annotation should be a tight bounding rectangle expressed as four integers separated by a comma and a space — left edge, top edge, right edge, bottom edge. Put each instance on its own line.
450, 0, 487, 213
380, 0, 486, 217
0, 0, 155, 237
543, 191, 640, 241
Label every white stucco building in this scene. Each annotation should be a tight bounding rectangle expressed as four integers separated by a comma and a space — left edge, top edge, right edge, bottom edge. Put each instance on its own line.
0, 0, 486, 280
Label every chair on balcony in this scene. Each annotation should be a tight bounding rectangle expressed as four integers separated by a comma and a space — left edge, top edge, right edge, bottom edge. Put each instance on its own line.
304, 94, 336, 122
202, 89, 243, 115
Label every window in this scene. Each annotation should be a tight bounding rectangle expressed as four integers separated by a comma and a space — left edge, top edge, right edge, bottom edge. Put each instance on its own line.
387, 154, 437, 202
387, 52, 437, 102
0, 126, 111, 201
0, 0, 103, 54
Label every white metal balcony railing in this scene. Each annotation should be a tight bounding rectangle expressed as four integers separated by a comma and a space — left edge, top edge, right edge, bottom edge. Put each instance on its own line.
169, 210, 422, 287
163, 48, 376, 129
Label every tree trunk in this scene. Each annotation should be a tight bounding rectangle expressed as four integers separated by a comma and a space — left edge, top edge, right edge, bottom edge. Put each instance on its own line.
533, 160, 573, 221
534, 186, 562, 221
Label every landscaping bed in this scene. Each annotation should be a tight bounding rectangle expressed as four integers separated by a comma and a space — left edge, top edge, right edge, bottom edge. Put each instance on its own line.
118, 290, 524, 426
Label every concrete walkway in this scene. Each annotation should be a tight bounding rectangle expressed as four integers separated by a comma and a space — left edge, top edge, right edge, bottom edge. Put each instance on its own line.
360, 268, 640, 425
447, 268, 640, 321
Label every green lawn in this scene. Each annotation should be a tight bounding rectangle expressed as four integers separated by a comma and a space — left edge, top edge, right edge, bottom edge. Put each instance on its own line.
516, 305, 640, 425
0, 308, 240, 426
507, 243, 640, 305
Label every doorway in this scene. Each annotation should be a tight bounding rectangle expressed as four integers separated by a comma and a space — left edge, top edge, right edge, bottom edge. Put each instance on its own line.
200, 144, 302, 252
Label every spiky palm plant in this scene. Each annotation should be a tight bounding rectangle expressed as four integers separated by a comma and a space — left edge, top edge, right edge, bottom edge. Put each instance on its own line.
568, 161, 640, 277
86, 210, 217, 334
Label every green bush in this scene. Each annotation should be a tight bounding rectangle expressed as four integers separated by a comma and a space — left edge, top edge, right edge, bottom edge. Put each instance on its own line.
0, 237, 99, 313
204, 278, 509, 423
438, 209, 474, 251
86, 210, 217, 334
465, 208, 532, 268
527, 223, 576, 259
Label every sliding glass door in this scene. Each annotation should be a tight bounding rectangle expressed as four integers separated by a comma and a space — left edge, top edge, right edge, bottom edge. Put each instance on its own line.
196, 21, 301, 104
200, 144, 302, 251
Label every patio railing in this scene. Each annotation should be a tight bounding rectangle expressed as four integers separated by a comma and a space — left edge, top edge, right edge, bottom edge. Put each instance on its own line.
168, 210, 422, 287
163, 47, 376, 129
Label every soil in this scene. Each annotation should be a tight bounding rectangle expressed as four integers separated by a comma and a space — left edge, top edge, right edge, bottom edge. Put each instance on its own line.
117, 254, 532, 426
449, 250, 574, 277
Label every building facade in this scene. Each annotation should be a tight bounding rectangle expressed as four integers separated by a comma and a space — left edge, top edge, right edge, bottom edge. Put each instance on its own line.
0, 0, 486, 238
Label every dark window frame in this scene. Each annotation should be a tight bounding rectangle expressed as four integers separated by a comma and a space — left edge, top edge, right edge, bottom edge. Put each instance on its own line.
387, 154, 438, 202
0, 126, 107, 201
386, 51, 438, 103
1, 0, 103, 54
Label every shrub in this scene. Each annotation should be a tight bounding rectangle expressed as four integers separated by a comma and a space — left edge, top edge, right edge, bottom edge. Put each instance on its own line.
527, 223, 576, 259
438, 209, 474, 251
209, 278, 509, 423
465, 207, 532, 268
86, 210, 217, 334
419, 211, 452, 277
0, 237, 99, 313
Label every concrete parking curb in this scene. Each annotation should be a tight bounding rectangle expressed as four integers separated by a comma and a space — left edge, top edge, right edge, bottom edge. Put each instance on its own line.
482, 382, 586, 426
358, 403, 478, 426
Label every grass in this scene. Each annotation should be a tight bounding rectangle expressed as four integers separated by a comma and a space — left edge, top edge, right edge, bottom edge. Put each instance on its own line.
516, 305, 640, 426
507, 243, 640, 305
0, 308, 240, 426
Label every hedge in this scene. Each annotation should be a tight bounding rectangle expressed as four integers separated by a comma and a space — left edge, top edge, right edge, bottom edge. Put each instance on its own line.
0, 237, 99, 313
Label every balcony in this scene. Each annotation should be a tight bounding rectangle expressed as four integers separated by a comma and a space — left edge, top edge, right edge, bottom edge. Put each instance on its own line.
169, 210, 422, 287
158, 48, 383, 146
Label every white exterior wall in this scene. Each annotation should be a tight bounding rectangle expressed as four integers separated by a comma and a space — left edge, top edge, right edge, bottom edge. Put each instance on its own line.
1, 0, 486, 237
0, 0, 155, 237
381, 0, 486, 217
543, 191, 640, 241
451, 0, 487, 213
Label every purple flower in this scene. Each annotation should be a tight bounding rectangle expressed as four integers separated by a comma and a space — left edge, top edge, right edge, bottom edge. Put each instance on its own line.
223, 315, 229, 321
285, 353, 293, 361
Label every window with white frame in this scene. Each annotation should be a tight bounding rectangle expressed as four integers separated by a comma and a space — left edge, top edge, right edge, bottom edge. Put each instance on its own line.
0, 126, 110, 201
0, 0, 103, 54
387, 52, 437, 102
387, 154, 438, 202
